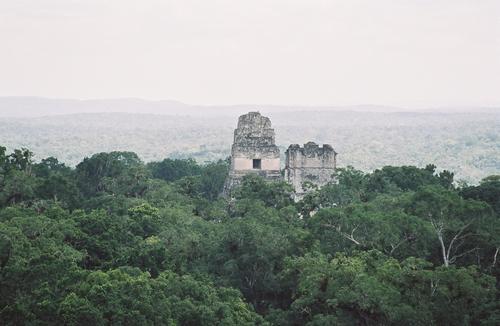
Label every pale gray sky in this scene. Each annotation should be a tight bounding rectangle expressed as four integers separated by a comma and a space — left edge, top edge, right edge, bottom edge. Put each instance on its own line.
1, 0, 499, 107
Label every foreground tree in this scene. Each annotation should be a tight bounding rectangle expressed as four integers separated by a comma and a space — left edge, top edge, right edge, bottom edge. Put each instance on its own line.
407, 186, 493, 267
281, 250, 498, 325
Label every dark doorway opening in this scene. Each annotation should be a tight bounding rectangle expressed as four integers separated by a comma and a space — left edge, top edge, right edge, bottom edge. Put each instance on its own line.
253, 159, 262, 169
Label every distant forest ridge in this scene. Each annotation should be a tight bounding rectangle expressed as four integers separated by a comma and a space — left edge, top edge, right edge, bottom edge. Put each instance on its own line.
1, 97, 499, 184
0, 96, 499, 117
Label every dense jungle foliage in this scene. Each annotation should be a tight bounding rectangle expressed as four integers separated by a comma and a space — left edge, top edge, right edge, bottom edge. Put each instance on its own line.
0, 145, 499, 325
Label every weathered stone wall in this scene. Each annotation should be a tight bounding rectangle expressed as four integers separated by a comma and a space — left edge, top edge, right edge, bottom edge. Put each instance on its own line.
223, 112, 282, 196
233, 158, 280, 171
285, 142, 337, 199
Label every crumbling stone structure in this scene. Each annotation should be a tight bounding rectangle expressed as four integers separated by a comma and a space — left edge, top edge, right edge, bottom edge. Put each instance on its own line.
284, 142, 337, 199
223, 112, 281, 196
223, 112, 337, 199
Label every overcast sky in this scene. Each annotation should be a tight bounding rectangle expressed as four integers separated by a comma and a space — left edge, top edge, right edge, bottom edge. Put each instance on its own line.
1, 0, 499, 107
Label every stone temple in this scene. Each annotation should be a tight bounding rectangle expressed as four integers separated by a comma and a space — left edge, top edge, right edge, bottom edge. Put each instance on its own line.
285, 142, 337, 198
223, 112, 281, 196
223, 112, 337, 199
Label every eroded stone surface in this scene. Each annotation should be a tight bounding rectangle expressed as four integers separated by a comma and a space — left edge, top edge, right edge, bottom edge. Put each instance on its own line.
285, 142, 337, 200
223, 112, 281, 196
223, 112, 338, 199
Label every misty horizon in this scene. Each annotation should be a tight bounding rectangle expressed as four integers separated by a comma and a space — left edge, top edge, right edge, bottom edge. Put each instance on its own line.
1, 0, 499, 107
1, 96, 499, 119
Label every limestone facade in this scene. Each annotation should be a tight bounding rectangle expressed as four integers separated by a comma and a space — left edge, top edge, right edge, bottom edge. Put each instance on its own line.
284, 142, 337, 199
223, 112, 337, 198
223, 112, 281, 196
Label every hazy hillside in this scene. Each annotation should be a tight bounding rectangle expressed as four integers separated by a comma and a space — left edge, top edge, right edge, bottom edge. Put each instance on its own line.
2, 97, 497, 118
2, 104, 499, 183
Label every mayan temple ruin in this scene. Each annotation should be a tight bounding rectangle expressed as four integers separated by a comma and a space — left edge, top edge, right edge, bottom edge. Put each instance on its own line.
284, 142, 337, 198
223, 112, 282, 196
223, 112, 337, 199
